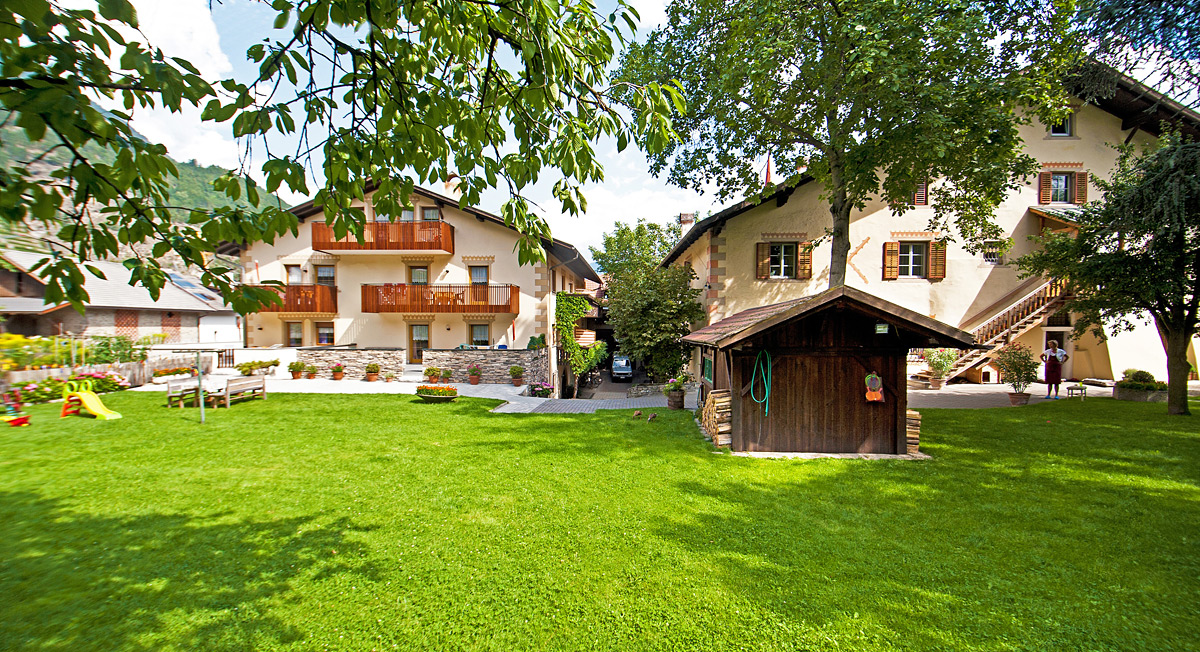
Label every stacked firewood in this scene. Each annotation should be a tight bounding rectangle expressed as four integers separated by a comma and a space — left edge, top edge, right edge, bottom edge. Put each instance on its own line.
701, 390, 733, 447
906, 409, 921, 454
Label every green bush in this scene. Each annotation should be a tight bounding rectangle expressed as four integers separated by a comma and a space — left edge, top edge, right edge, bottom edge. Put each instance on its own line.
236, 359, 279, 376
14, 371, 130, 404
993, 343, 1039, 395
1116, 380, 1167, 391
924, 348, 959, 378
1122, 369, 1156, 383
365, 363, 380, 374
525, 334, 547, 350
509, 365, 525, 378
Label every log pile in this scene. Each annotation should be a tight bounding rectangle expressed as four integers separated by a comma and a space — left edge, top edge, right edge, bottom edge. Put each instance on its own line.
906, 409, 921, 454
702, 390, 732, 447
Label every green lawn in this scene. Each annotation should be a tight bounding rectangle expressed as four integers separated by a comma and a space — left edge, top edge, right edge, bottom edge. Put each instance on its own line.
1, 392, 1197, 651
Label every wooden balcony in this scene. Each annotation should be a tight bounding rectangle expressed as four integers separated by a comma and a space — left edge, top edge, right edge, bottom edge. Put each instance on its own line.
311, 221, 454, 253
361, 284, 519, 314
251, 284, 338, 314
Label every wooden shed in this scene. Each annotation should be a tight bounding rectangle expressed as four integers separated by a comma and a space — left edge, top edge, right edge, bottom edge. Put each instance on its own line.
685, 286, 976, 454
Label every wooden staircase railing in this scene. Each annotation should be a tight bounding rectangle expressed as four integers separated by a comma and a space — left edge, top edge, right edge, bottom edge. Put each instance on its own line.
942, 279, 1068, 381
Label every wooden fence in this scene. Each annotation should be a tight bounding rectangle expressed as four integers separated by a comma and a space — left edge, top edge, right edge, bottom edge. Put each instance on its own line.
5, 354, 215, 387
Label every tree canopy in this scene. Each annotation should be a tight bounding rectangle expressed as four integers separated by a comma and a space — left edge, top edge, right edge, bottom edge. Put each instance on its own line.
618, 0, 1079, 287
589, 218, 681, 281
1020, 136, 1200, 416
0, 0, 680, 311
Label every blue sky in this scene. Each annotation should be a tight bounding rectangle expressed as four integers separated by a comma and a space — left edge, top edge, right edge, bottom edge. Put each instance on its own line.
119, 0, 719, 263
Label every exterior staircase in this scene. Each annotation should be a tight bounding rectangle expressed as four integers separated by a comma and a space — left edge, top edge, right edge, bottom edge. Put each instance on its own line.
941, 279, 1069, 382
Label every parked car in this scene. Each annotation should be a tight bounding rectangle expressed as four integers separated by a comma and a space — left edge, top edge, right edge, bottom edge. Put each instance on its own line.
611, 355, 633, 381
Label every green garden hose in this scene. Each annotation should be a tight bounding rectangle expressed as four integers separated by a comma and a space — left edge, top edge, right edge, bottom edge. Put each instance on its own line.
751, 350, 772, 416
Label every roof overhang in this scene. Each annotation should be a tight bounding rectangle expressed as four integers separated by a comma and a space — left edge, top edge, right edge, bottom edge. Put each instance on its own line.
684, 286, 978, 350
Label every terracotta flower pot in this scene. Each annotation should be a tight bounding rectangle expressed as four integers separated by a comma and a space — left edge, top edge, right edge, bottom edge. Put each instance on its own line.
512, 377, 523, 387
332, 371, 345, 381
365, 373, 379, 382
929, 377, 944, 390
1007, 392, 1031, 406
305, 372, 317, 379
291, 371, 302, 380
385, 377, 394, 383
469, 375, 480, 385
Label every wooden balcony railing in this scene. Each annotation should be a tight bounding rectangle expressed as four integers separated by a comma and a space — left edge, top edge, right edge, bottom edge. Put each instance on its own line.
250, 284, 338, 313
311, 221, 454, 253
361, 284, 519, 314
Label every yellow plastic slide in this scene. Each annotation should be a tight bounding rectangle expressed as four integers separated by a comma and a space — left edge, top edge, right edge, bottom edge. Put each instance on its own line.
75, 390, 122, 420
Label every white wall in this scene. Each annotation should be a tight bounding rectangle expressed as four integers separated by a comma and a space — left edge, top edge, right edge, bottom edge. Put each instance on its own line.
199, 313, 243, 344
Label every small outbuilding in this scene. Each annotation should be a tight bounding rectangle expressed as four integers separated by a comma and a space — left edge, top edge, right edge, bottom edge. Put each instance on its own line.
686, 286, 977, 454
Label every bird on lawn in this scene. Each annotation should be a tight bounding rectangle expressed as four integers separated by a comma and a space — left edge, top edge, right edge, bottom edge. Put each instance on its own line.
633, 410, 642, 417
647, 413, 657, 422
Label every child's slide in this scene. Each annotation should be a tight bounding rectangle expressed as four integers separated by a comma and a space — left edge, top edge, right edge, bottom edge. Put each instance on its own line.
61, 381, 123, 421
75, 390, 122, 420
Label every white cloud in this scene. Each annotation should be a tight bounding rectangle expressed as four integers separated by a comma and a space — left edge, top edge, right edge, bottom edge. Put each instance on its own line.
627, 0, 669, 30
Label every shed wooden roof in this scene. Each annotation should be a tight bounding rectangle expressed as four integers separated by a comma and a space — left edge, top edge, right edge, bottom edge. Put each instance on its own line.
683, 286, 977, 350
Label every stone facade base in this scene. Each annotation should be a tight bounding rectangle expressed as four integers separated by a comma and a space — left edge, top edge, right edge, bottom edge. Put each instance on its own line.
297, 348, 407, 379
421, 349, 548, 385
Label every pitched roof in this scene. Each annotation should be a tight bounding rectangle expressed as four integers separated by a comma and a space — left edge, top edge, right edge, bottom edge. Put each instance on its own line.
2, 251, 228, 313
683, 286, 977, 349
662, 179, 813, 266
289, 183, 601, 283
0, 296, 67, 314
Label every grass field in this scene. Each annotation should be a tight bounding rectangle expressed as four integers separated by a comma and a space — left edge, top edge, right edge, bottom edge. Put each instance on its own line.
1, 392, 1197, 651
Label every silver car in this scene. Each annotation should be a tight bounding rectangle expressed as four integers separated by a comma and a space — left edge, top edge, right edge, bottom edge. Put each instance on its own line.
611, 355, 633, 381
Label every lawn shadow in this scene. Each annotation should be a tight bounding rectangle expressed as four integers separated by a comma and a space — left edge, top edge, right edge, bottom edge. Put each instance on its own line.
0, 491, 380, 651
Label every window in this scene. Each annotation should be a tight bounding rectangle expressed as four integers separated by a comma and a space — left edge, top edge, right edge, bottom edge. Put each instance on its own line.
286, 322, 303, 347
469, 324, 490, 347
1050, 172, 1072, 203
421, 206, 440, 222
409, 266, 429, 285
913, 180, 928, 206
314, 265, 336, 286
769, 243, 796, 278
285, 265, 302, 284
702, 356, 713, 383
315, 322, 335, 345
898, 242, 926, 278
399, 209, 415, 222
1049, 114, 1073, 137
983, 241, 1004, 265
469, 265, 489, 284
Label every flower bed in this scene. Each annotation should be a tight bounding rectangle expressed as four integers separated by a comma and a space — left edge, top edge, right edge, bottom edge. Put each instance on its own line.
16, 371, 131, 404
415, 384, 457, 403
527, 382, 554, 398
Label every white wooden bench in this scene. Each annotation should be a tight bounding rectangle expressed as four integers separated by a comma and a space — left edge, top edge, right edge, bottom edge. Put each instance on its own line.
166, 380, 199, 408
206, 376, 267, 408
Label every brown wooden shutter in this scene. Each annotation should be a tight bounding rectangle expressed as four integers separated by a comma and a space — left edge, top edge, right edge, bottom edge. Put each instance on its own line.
1074, 171, 1088, 204
913, 180, 928, 206
883, 242, 900, 280
756, 243, 770, 280
928, 241, 947, 280
797, 242, 812, 279
1038, 172, 1052, 204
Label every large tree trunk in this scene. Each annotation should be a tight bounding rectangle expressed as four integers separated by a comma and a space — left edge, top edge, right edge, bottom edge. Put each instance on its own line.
827, 151, 851, 288
1159, 321, 1193, 416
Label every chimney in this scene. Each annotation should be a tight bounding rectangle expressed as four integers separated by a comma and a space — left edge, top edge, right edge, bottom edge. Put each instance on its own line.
677, 212, 696, 228
443, 173, 462, 201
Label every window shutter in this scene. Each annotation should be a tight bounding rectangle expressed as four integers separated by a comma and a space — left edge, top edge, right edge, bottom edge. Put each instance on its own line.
756, 243, 770, 280
1038, 172, 1052, 204
1074, 171, 1088, 204
883, 242, 900, 280
797, 242, 812, 279
928, 241, 947, 280
913, 180, 928, 206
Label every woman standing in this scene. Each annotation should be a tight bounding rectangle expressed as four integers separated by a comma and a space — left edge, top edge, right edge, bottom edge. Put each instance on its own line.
1040, 340, 1070, 399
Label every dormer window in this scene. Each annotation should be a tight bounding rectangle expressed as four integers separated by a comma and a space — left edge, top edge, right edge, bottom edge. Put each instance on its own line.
1049, 114, 1074, 137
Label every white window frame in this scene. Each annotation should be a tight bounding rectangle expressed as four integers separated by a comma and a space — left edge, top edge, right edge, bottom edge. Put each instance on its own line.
897, 242, 927, 278
768, 243, 797, 279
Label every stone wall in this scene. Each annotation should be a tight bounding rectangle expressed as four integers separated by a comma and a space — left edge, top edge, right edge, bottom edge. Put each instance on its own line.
421, 349, 548, 384
296, 348, 407, 379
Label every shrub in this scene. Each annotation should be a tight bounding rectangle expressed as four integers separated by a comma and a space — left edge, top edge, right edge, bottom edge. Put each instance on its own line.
365, 363, 380, 374
509, 365, 525, 378
416, 385, 458, 396
526, 334, 547, 350
1116, 380, 1168, 391
993, 343, 1039, 394
236, 359, 280, 376
924, 348, 959, 378
467, 364, 483, 376
424, 367, 441, 377
1122, 369, 1156, 383
528, 382, 554, 398
287, 361, 305, 373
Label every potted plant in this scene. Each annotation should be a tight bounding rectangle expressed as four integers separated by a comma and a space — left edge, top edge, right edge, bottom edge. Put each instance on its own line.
287, 361, 305, 380
528, 382, 554, 398
424, 366, 440, 383
1113, 369, 1169, 402
924, 348, 959, 390
509, 365, 525, 387
993, 343, 1039, 406
662, 373, 691, 409
330, 363, 345, 380
364, 362, 380, 382
467, 364, 482, 385
441, 368, 454, 384
304, 364, 318, 379
384, 372, 396, 383
415, 384, 458, 403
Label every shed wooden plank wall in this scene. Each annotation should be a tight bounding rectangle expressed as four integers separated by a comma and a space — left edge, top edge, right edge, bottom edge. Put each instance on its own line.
727, 307, 909, 454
